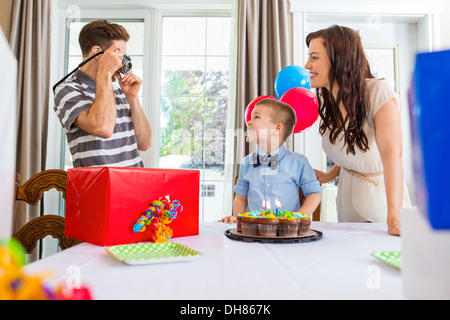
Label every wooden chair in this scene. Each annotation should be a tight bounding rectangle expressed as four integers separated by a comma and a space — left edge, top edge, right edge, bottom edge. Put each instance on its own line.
13, 169, 81, 257
234, 176, 321, 221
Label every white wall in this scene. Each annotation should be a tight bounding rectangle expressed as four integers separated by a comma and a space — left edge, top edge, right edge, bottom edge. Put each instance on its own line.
0, 29, 17, 238
441, 1, 450, 50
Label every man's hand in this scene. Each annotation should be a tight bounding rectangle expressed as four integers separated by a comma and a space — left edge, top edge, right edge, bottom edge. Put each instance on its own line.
116, 71, 142, 99
97, 44, 123, 78
116, 70, 151, 151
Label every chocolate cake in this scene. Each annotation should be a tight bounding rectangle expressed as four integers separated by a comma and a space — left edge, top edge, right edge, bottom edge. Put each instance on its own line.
241, 216, 258, 235
237, 211, 312, 238
257, 217, 279, 237
278, 218, 300, 237
298, 216, 311, 235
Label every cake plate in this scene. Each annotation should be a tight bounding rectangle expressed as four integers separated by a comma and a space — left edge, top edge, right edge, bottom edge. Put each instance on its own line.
224, 228, 323, 244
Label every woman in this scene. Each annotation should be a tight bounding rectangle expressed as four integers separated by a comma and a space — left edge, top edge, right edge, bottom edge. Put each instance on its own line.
305, 25, 410, 236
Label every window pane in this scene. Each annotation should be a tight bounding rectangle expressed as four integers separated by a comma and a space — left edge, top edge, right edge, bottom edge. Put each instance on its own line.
365, 47, 397, 92
128, 55, 144, 98
206, 57, 229, 96
161, 57, 205, 97
159, 16, 231, 222
207, 17, 231, 56
162, 17, 206, 56
121, 22, 145, 55
159, 96, 203, 168
68, 56, 82, 71
68, 22, 84, 55
204, 97, 228, 135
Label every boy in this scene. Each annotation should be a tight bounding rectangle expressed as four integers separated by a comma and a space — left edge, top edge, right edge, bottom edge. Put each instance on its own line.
221, 98, 322, 223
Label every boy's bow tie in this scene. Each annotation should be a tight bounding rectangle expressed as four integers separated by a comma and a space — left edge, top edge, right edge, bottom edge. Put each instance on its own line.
252, 153, 279, 170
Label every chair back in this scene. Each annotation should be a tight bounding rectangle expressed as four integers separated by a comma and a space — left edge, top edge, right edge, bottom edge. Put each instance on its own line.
13, 170, 81, 256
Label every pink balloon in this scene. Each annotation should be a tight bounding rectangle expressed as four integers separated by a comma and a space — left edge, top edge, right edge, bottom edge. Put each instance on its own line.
280, 87, 319, 134
245, 96, 277, 122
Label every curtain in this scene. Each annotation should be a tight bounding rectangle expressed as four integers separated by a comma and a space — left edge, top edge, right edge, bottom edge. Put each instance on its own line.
235, 0, 293, 161
8, 0, 53, 239
222, 0, 293, 217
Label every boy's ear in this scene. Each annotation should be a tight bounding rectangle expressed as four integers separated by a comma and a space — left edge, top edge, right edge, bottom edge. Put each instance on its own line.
273, 123, 283, 135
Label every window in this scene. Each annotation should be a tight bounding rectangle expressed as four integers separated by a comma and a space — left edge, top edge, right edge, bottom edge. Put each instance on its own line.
201, 184, 216, 198
63, 18, 146, 170
57, 7, 233, 223
364, 45, 400, 94
159, 16, 232, 222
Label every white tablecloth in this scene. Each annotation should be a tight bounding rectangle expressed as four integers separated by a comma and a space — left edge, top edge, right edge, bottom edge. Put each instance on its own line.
23, 222, 403, 300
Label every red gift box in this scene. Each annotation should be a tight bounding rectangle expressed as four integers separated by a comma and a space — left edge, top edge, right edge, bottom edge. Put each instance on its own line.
65, 167, 200, 246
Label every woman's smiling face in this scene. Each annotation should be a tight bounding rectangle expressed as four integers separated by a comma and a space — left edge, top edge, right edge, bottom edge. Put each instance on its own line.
304, 37, 332, 90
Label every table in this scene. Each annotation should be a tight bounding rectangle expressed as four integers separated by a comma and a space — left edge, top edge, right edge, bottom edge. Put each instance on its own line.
23, 222, 403, 300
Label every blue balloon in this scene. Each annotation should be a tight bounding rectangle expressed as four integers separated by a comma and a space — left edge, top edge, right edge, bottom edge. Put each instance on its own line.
274, 66, 311, 98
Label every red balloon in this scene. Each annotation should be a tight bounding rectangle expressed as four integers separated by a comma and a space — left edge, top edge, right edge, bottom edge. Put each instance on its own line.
245, 96, 277, 122
280, 87, 319, 134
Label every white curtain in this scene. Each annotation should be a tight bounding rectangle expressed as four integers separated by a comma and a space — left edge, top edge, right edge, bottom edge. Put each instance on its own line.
8, 0, 53, 254
222, 0, 293, 217
236, 0, 293, 156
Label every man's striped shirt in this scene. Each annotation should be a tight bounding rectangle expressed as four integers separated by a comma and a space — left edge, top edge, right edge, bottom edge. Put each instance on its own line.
54, 70, 144, 168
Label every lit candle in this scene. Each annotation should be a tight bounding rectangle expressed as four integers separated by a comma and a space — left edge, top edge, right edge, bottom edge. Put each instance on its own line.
266, 199, 271, 212
262, 200, 266, 215
275, 198, 281, 217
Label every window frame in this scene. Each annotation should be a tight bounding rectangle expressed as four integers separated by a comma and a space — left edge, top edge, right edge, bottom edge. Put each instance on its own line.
154, 11, 233, 169
50, 7, 156, 168
156, 12, 233, 222
49, 2, 235, 221
50, 4, 233, 170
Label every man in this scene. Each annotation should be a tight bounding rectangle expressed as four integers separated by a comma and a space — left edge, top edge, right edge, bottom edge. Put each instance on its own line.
54, 20, 151, 167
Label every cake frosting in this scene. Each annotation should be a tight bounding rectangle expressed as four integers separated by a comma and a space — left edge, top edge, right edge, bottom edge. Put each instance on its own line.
237, 210, 311, 237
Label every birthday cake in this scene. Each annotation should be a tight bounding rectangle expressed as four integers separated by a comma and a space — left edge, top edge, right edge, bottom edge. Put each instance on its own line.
237, 210, 311, 238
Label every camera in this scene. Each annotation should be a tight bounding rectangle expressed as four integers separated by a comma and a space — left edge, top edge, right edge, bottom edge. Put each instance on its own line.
53, 51, 133, 93
118, 54, 132, 74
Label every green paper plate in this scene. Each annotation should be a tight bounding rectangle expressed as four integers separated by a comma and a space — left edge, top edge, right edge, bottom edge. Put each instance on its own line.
106, 242, 202, 265
371, 251, 402, 269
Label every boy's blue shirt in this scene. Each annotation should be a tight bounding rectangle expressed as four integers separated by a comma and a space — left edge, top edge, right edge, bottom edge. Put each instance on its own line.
234, 144, 322, 213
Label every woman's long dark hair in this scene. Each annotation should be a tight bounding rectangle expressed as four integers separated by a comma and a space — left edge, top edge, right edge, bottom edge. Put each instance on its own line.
306, 25, 374, 155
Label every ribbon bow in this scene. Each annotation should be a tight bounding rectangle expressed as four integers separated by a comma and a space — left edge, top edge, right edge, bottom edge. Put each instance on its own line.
252, 153, 279, 170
